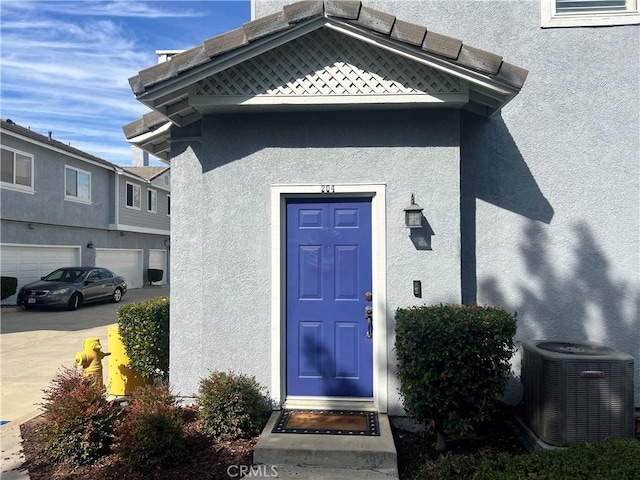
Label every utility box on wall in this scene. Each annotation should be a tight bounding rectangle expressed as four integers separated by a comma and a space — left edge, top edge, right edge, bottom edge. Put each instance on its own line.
521, 340, 634, 446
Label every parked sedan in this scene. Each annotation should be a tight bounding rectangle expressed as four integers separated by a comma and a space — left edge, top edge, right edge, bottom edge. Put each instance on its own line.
17, 267, 127, 311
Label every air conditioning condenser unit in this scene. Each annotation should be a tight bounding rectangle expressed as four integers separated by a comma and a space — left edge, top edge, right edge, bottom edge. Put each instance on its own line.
521, 340, 634, 446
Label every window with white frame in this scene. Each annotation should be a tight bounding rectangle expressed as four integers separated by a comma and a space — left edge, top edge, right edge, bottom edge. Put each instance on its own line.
1, 146, 33, 192
126, 182, 141, 209
65, 165, 91, 203
147, 188, 157, 213
542, 0, 639, 27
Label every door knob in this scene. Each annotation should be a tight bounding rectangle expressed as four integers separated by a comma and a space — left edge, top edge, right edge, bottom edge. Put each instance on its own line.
364, 291, 373, 302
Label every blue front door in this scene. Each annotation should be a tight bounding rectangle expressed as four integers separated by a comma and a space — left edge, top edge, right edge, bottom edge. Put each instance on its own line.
286, 198, 373, 397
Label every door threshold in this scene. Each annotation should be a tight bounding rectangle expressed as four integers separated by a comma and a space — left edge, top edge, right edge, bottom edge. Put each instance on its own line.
284, 396, 376, 411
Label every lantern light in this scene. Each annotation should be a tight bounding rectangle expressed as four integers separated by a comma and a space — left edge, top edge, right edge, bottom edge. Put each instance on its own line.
404, 194, 424, 229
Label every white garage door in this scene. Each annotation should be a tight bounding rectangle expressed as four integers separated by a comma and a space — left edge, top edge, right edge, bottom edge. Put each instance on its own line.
0, 244, 81, 304
148, 249, 167, 285
95, 249, 143, 289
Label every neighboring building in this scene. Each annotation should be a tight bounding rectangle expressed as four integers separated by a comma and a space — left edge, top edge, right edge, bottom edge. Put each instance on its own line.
124, 0, 639, 413
1, 119, 170, 305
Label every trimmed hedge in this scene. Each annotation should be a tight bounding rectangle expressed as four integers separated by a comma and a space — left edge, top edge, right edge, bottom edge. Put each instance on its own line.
117, 296, 169, 379
395, 304, 517, 451
1, 276, 18, 300
419, 438, 640, 480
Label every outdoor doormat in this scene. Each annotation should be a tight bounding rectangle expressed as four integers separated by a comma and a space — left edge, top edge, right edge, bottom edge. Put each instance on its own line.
272, 409, 379, 436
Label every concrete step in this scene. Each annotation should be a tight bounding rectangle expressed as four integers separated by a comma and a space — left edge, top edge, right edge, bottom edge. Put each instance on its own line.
253, 411, 398, 478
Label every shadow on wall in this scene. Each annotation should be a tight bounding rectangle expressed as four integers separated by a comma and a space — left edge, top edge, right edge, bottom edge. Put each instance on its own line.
480, 222, 640, 356
460, 111, 554, 304
170, 109, 460, 174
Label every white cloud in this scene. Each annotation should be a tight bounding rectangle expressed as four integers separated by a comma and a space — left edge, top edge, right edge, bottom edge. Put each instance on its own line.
1, 1, 248, 165
0, 1, 169, 164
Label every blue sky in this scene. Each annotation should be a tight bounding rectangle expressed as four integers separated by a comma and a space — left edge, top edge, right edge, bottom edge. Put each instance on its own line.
1, 1, 251, 165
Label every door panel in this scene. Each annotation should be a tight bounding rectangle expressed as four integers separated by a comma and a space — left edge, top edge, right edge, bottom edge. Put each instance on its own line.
286, 198, 373, 397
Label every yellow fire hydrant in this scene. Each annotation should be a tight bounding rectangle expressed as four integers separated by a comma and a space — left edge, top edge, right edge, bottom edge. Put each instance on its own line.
75, 337, 110, 389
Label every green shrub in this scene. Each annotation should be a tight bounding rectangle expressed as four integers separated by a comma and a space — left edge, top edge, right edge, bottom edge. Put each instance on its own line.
395, 304, 517, 451
41, 367, 120, 465
418, 438, 640, 480
116, 383, 186, 469
1, 276, 17, 300
197, 371, 269, 441
117, 296, 169, 379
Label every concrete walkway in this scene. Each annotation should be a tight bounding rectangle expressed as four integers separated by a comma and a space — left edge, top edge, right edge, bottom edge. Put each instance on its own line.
0, 285, 169, 479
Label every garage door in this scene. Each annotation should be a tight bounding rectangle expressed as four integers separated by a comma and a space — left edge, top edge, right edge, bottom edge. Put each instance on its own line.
0, 244, 81, 304
148, 249, 167, 285
95, 249, 143, 289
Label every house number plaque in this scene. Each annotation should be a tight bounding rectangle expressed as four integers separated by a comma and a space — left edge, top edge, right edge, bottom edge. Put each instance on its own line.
320, 185, 335, 193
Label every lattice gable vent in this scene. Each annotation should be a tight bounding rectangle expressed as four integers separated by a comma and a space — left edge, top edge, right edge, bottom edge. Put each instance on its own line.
195, 28, 462, 100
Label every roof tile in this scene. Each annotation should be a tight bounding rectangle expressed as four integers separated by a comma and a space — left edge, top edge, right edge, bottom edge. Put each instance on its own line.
2, 120, 116, 168
204, 28, 249, 58
456, 45, 503, 75
390, 19, 426, 47
171, 45, 210, 74
422, 30, 462, 59
137, 60, 177, 90
128, 74, 145, 96
123, 111, 169, 139
351, 6, 395, 34
325, 0, 361, 20
283, 0, 324, 23
493, 61, 529, 89
122, 166, 169, 181
243, 11, 292, 42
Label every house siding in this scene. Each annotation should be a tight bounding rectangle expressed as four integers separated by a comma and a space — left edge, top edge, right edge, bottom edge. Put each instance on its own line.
1, 122, 171, 295
246, 0, 639, 408
170, 109, 461, 411
117, 175, 170, 232
0, 134, 112, 229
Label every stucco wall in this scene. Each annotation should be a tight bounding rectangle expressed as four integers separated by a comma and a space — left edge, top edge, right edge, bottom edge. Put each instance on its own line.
252, 0, 640, 407
0, 134, 112, 229
169, 109, 461, 408
117, 175, 171, 232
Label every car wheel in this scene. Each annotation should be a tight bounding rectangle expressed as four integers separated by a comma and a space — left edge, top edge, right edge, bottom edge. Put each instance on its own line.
67, 293, 81, 311
111, 287, 123, 303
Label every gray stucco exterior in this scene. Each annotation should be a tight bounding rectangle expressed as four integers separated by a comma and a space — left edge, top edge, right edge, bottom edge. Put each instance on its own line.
1, 120, 171, 297
170, 110, 461, 412
128, 0, 638, 411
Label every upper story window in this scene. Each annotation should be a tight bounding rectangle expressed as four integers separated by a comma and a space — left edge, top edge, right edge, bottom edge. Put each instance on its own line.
167, 194, 171, 216
126, 182, 141, 209
147, 188, 157, 213
1, 146, 34, 193
542, 0, 639, 27
65, 165, 91, 203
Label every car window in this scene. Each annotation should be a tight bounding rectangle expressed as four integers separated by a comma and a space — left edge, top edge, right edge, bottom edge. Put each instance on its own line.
44, 269, 65, 281
87, 271, 100, 282
99, 269, 113, 279
73, 270, 87, 281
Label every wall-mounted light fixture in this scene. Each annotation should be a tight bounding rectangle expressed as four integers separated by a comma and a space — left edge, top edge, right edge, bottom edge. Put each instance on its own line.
28, 223, 36, 230
404, 194, 424, 228
87, 241, 94, 249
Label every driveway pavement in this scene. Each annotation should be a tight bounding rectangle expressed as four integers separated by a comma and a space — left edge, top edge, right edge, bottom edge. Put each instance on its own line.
0, 285, 169, 478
